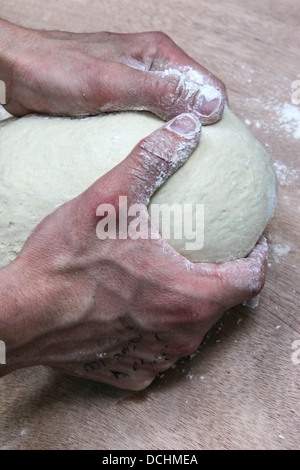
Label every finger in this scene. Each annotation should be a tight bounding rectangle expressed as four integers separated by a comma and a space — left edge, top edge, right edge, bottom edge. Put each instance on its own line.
142, 67, 225, 124
78, 112, 201, 217
145, 31, 229, 107
90, 60, 224, 124
141, 32, 227, 123
100, 31, 227, 123
191, 236, 268, 307
120, 112, 202, 205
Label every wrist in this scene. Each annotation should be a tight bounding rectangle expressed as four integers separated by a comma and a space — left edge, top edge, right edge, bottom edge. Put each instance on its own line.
0, 256, 57, 375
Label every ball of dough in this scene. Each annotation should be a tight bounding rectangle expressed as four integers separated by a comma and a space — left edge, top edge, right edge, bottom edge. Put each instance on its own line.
0, 108, 277, 267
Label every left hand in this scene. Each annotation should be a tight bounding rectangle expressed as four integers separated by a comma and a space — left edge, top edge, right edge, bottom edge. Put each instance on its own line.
3, 25, 226, 122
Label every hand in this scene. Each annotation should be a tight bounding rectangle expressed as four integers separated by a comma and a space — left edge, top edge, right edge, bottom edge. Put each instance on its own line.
2, 22, 226, 122
1, 114, 267, 391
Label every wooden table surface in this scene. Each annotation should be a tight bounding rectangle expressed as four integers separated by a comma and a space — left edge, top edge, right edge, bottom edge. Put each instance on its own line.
0, 0, 299, 450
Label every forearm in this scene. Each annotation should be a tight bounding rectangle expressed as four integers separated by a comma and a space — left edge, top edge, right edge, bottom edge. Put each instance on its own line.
0, 261, 26, 375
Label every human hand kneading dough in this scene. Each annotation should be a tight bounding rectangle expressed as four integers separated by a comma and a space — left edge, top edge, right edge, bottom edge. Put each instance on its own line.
0, 20, 225, 122
0, 20, 267, 390
0, 113, 267, 390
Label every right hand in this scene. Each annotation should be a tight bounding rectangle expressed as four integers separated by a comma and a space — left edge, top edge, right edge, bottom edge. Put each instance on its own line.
1, 113, 267, 390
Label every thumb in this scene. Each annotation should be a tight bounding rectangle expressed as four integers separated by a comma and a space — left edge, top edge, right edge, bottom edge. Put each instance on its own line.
192, 236, 268, 308
121, 112, 201, 205
143, 69, 224, 124
95, 63, 224, 124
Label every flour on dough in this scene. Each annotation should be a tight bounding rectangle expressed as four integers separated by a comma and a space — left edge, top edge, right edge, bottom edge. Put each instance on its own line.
0, 108, 277, 267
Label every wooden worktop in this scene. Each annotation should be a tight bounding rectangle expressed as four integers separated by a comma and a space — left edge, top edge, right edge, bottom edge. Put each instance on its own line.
0, 0, 299, 450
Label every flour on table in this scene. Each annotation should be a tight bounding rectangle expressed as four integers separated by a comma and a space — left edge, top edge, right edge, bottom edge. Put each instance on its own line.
275, 103, 300, 140
273, 161, 299, 186
268, 234, 293, 264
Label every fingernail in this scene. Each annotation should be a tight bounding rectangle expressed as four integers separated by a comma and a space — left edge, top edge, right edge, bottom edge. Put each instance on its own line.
199, 97, 221, 117
168, 113, 200, 136
196, 83, 223, 118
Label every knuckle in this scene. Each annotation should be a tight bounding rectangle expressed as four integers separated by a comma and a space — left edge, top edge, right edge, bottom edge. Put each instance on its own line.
139, 31, 174, 58
138, 137, 170, 163
151, 31, 173, 44
247, 267, 266, 298
238, 263, 266, 300
217, 257, 266, 303
146, 71, 183, 119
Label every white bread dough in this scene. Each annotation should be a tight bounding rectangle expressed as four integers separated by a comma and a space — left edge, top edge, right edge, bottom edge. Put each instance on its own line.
0, 108, 277, 267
